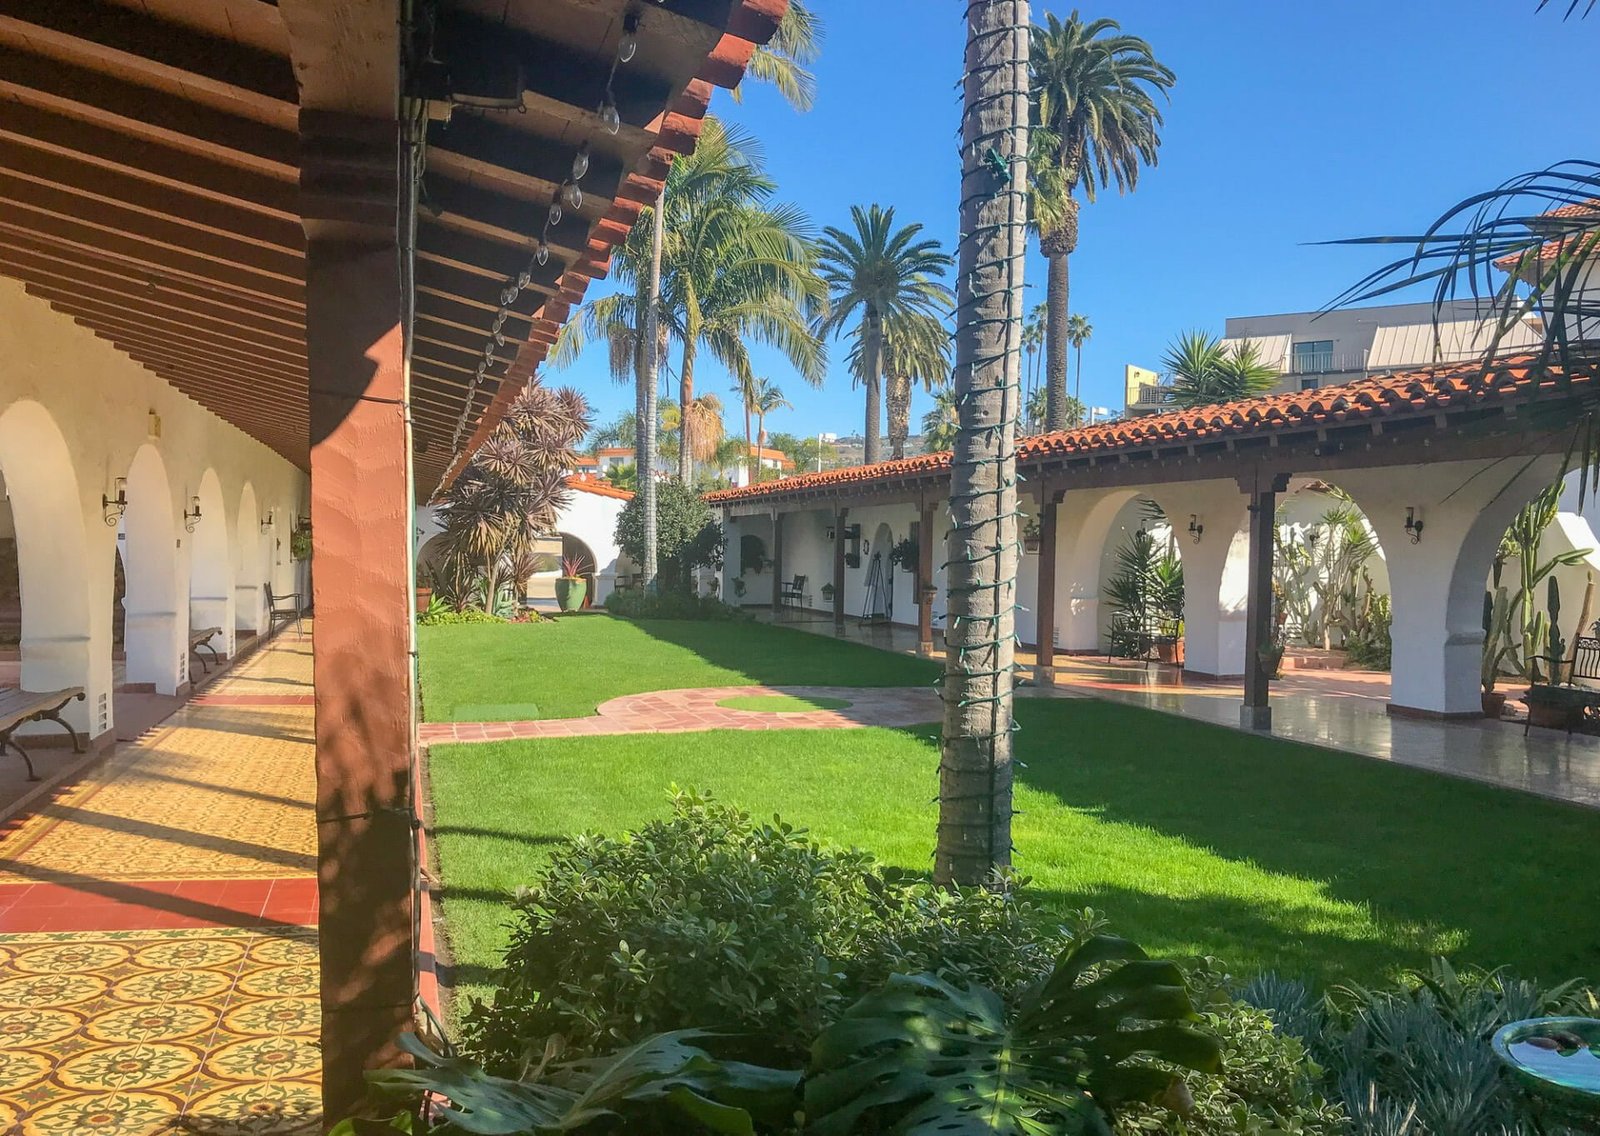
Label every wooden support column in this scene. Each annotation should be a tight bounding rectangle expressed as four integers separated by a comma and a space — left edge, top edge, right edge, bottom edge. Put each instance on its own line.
1240, 470, 1289, 731
1033, 490, 1063, 684
302, 113, 417, 1119
833, 506, 849, 634
917, 501, 936, 656
769, 510, 784, 617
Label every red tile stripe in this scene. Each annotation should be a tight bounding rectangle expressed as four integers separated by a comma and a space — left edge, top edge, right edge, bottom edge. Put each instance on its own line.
0, 877, 318, 932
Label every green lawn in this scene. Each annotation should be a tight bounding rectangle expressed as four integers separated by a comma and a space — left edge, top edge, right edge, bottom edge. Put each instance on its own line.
430, 699, 1600, 1002
418, 614, 940, 721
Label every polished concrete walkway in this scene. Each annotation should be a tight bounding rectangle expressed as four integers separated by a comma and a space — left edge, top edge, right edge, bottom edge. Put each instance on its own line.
756, 610, 1600, 808
0, 630, 319, 1135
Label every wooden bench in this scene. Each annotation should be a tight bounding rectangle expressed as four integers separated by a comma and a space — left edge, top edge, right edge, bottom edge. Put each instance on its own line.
189, 626, 223, 673
0, 687, 85, 780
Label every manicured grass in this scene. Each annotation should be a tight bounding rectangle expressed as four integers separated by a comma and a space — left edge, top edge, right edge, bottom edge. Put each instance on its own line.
418, 614, 939, 721
715, 694, 853, 713
430, 699, 1600, 1004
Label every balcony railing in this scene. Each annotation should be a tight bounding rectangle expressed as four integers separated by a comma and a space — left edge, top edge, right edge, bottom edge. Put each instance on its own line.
1289, 350, 1366, 375
1131, 382, 1175, 407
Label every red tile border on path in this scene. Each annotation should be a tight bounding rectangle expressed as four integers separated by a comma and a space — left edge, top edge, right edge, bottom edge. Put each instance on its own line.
0, 876, 319, 932
419, 685, 946, 746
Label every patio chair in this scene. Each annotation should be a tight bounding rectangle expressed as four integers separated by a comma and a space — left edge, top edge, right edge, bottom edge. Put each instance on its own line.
266, 582, 304, 637
779, 574, 807, 610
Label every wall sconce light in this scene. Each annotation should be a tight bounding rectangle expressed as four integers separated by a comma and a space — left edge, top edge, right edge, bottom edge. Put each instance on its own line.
183, 495, 203, 532
1187, 514, 1204, 544
1404, 507, 1424, 544
102, 477, 127, 527
260, 510, 276, 533
1305, 528, 1321, 548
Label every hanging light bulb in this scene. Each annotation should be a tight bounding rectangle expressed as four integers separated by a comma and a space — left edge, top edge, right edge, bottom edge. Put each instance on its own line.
619, 10, 641, 62
536, 240, 550, 266
548, 200, 563, 226
516, 269, 531, 290
500, 285, 517, 306
563, 181, 583, 211
571, 143, 591, 181
599, 94, 620, 135
494, 329, 506, 347
493, 312, 507, 333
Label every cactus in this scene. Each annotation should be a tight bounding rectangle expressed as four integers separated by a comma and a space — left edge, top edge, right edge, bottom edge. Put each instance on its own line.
1547, 576, 1567, 683
1483, 585, 1515, 692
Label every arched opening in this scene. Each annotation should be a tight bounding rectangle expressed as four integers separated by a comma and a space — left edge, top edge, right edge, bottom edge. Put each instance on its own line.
865, 521, 894, 623
0, 401, 97, 738
1057, 488, 1141, 651
1140, 485, 1250, 680
236, 483, 265, 640
188, 469, 233, 663
1094, 497, 1187, 665
559, 533, 598, 610
120, 444, 182, 695
1273, 480, 1391, 674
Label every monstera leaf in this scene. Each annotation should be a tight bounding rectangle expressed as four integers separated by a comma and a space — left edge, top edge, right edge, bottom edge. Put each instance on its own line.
804, 934, 1221, 1135
367, 1030, 798, 1135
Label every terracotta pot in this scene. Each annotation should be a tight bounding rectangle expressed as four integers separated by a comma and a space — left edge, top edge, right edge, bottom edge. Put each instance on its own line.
1481, 690, 1507, 719
1527, 698, 1574, 731
554, 576, 588, 613
415, 586, 432, 615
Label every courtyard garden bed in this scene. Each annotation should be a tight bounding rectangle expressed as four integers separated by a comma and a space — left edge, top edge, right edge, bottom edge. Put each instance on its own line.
417, 613, 939, 721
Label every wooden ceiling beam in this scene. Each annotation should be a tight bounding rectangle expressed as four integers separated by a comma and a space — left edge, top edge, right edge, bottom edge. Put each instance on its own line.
0, 100, 296, 217
0, 45, 297, 176
421, 175, 611, 262
415, 265, 550, 320
0, 0, 298, 121
413, 292, 535, 342
0, 139, 304, 254
0, 230, 304, 332
0, 250, 306, 349
0, 216, 304, 309
20, 283, 306, 365
97, 333, 305, 396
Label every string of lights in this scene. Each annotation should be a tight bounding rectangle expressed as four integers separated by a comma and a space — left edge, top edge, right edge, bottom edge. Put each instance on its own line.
448, 4, 650, 458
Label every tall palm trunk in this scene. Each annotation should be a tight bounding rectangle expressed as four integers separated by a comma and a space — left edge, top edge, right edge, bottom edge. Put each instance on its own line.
677, 334, 697, 483
1040, 210, 1075, 431
743, 397, 755, 484
887, 371, 911, 460
1073, 338, 1083, 405
862, 304, 884, 464
937, 0, 1028, 887
639, 192, 663, 590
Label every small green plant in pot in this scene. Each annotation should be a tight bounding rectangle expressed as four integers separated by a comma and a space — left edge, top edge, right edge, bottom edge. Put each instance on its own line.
555, 555, 591, 613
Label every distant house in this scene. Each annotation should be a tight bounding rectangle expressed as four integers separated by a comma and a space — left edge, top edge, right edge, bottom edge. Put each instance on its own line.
722, 445, 794, 487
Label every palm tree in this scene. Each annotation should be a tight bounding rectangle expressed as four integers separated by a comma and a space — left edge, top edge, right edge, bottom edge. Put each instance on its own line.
660, 120, 824, 482
936, 0, 1029, 888
734, 0, 823, 112
1163, 330, 1281, 408
751, 378, 792, 481
1065, 312, 1092, 404
1031, 13, 1173, 431
848, 309, 952, 460
1022, 302, 1046, 411
922, 386, 960, 452
816, 205, 953, 464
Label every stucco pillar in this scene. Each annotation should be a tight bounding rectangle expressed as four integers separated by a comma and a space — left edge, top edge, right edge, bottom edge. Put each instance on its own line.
1240, 472, 1288, 730
833, 506, 848, 633
770, 511, 784, 616
189, 594, 235, 658
918, 502, 936, 655
235, 582, 266, 636
1033, 491, 1061, 683
303, 117, 416, 1119
1340, 457, 1564, 718
1147, 482, 1252, 679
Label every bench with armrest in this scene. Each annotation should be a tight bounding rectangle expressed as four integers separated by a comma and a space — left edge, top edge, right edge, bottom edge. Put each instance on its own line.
265, 583, 304, 634
0, 687, 85, 780
189, 626, 222, 673
1527, 635, 1600, 736
779, 574, 808, 610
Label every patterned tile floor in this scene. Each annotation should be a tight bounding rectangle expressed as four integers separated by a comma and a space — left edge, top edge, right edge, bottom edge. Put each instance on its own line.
0, 630, 320, 1135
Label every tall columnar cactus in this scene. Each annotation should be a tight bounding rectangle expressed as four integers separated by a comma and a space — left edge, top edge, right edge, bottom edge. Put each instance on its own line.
1483, 584, 1514, 693
1547, 576, 1567, 683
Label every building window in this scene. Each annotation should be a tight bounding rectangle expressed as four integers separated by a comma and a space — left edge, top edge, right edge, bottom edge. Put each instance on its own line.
1292, 340, 1334, 373
1299, 377, 1318, 391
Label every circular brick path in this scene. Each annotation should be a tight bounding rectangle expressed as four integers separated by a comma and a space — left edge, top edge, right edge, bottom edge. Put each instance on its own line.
418, 685, 944, 745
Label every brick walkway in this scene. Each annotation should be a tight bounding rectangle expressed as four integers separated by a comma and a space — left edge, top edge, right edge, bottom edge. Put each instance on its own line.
0, 630, 320, 1135
419, 684, 945, 745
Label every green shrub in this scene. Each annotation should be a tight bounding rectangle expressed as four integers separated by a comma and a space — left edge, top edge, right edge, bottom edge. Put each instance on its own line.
615, 481, 724, 594
463, 791, 1058, 1072
417, 597, 505, 626
1344, 592, 1392, 671
602, 589, 750, 621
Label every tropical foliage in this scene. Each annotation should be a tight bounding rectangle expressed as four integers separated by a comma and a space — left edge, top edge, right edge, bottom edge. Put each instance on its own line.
614, 480, 723, 595
735, 0, 822, 112
1030, 12, 1173, 430
1496, 481, 1591, 680
430, 383, 590, 612
1105, 526, 1184, 641
1273, 489, 1380, 651
921, 385, 960, 453
815, 204, 953, 464
1163, 330, 1281, 408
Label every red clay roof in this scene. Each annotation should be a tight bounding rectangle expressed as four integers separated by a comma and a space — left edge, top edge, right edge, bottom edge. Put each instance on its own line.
705, 353, 1594, 504
1494, 198, 1600, 271
565, 474, 634, 501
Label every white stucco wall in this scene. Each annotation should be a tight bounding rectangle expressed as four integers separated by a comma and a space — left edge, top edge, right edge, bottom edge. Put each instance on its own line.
0, 277, 307, 738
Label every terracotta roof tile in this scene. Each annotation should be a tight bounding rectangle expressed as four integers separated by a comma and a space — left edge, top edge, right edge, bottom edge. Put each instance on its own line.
705, 353, 1594, 504
565, 474, 633, 501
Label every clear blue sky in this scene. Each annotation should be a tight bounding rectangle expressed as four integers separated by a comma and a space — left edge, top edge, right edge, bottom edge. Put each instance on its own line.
555, 0, 1594, 445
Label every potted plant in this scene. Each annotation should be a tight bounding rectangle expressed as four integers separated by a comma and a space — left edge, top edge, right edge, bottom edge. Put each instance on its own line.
731, 577, 747, 601
888, 537, 919, 573
1525, 682, 1583, 732
290, 520, 312, 562
554, 555, 591, 613
820, 582, 835, 605
1482, 583, 1514, 718
1258, 641, 1285, 679
1022, 518, 1042, 553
